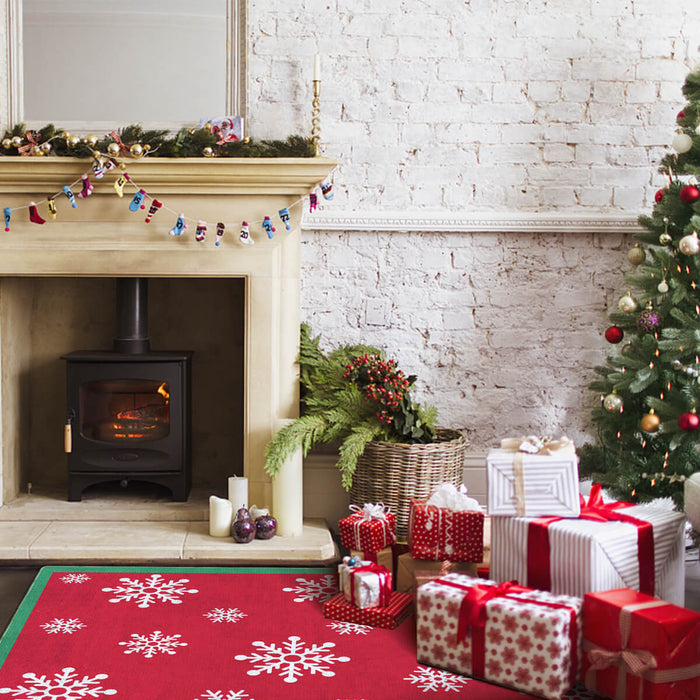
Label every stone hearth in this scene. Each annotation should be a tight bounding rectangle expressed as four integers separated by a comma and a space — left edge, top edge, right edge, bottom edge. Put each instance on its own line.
0, 156, 338, 564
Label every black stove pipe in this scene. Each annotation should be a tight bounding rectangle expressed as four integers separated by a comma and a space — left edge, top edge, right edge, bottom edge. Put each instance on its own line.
113, 277, 150, 354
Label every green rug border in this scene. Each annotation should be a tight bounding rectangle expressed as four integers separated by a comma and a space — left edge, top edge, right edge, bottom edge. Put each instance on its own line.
0, 564, 336, 669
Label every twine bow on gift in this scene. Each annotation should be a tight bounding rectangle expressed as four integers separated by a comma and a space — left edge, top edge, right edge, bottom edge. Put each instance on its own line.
499, 436, 573, 516
587, 646, 657, 675
18, 131, 40, 156
109, 131, 131, 157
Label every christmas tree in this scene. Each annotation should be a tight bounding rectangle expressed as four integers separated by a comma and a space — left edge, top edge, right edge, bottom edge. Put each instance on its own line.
583, 67, 700, 509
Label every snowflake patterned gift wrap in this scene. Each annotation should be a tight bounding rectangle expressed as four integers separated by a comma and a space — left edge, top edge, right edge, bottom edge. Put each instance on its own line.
582, 588, 700, 700
323, 591, 414, 629
487, 436, 581, 517
338, 503, 396, 554
408, 500, 484, 562
338, 558, 392, 608
416, 573, 583, 700
491, 484, 687, 606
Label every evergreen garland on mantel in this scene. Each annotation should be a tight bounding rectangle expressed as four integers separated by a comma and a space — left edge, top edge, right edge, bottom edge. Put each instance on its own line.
0, 123, 316, 159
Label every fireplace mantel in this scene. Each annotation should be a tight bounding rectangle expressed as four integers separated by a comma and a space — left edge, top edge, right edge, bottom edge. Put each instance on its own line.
0, 156, 337, 526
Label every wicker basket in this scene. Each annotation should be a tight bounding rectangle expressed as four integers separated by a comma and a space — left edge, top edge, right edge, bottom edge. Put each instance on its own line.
348, 428, 467, 543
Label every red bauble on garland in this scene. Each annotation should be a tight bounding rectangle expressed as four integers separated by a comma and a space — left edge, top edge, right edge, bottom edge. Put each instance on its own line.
604, 326, 624, 344
680, 185, 700, 203
678, 412, 700, 432
654, 189, 666, 203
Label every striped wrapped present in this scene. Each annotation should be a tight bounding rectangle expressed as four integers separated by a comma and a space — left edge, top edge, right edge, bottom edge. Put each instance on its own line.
491, 485, 686, 606
487, 436, 580, 517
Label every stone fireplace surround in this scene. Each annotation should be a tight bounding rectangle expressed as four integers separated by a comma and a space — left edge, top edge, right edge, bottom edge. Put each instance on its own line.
0, 156, 338, 564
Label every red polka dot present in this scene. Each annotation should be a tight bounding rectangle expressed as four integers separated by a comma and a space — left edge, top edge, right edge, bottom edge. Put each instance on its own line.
408, 500, 484, 562
416, 573, 582, 700
323, 591, 414, 629
339, 503, 397, 554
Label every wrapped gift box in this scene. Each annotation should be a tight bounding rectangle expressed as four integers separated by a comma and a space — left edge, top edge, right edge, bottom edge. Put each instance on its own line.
339, 504, 396, 554
323, 591, 413, 629
350, 546, 393, 570
417, 573, 582, 700
408, 500, 484, 562
396, 552, 477, 593
338, 558, 392, 609
486, 436, 580, 517
583, 588, 700, 700
490, 491, 686, 606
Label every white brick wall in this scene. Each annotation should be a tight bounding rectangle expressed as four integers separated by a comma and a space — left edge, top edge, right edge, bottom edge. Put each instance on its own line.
245, 2, 700, 475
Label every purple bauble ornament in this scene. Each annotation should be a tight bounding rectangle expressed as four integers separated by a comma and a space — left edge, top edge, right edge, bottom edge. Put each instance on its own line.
231, 517, 256, 543
636, 309, 660, 333
255, 514, 278, 540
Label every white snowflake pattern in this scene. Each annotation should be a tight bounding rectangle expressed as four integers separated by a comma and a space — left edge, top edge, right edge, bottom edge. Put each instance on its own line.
0, 666, 117, 697
60, 573, 91, 584
234, 635, 350, 684
404, 665, 470, 693
118, 630, 187, 659
281, 575, 338, 602
203, 607, 247, 624
40, 618, 86, 635
194, 692, 252, 700
325, 621, 372, 636
102, 574, 198, 608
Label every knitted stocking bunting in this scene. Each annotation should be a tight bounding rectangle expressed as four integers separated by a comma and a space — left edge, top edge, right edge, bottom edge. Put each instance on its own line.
4, 207, 11, 231
92, 158, 105, 179
78, 174, 94, 198
114, 174, 130, 198
195, 220, 207, 242
215, 222, 225, 246
169, 214, 186, 236
239, 221, 254, 245
279, 207, 291, 230
47, 198, 58, 220
309, 192, 318, 212
62, 186, 77, 208
321, 178, 334, 200
129, 189, 146, 212
262, 216, 275, 239
29, 202, 46, 224
145, 200, 162, 222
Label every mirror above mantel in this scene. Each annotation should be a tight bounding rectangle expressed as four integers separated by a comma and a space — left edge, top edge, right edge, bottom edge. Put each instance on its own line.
3, 0, 246, 132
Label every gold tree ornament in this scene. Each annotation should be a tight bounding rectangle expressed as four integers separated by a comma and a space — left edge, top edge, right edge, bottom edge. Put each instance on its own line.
107, 142, 120, 157
129, 143, 144, 158
641, 412, 661, 432
627, 245, 645, 265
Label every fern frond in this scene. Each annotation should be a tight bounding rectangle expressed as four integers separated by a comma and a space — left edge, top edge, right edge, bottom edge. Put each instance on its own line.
264, 414, 329, 478
336, 422, 384, 490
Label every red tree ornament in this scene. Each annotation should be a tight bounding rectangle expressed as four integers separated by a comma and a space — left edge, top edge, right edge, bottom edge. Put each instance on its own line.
655, 189, 666, 203
678, 412, 700, 432
680, 185, 700, 203
604, 326, 624, 344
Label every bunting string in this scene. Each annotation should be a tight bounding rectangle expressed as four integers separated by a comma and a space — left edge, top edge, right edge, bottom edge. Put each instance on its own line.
2, 149, 335, 246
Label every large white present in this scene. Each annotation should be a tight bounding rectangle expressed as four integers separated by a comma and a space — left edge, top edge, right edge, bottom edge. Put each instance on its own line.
486, 435, 580, 517
491, 485, 686, 606
416, 573, 582, 700
338, 557, 392, 609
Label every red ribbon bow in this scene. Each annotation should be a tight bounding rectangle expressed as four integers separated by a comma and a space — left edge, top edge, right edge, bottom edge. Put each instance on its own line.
527, 483, 655, 595
109, 131, 131, 157
18, 131, 40, 156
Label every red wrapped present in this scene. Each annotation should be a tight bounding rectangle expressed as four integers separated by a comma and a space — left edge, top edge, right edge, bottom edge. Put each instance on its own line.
491, 484, 686, 605
323, 591, 413, 629
338, 503, 396, 554
583, 588, 700, 700
408, 500, 484, 562
338, 559, 392, 608
417, 573, 582, 700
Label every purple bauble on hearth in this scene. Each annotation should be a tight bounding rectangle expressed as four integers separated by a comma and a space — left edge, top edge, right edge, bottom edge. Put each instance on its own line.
231, 517, 256, 543
636, 309, 661, 333
255, 514, 278, 540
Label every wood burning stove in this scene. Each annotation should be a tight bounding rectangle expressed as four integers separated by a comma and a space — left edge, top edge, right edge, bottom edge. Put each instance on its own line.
62, 278, 192, 501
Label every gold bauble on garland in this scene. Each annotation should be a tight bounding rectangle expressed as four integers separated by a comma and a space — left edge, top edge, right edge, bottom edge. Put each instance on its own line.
107, 142, 120, 157
129, 143, 144, 158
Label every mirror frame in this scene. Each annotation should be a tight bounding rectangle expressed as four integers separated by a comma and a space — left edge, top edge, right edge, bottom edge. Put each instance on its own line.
3, 0, 247, 132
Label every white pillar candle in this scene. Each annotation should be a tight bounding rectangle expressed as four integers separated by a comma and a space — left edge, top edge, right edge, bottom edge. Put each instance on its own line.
272, 419, 304, 537
228, 476, 249, 511
209, 495, 233, 537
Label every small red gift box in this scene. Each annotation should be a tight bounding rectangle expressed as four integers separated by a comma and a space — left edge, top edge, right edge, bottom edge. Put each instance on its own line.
583, 588, 700, 700
323, 591, 413, 629
338, 504, 396, 554
408, 500, 484, 562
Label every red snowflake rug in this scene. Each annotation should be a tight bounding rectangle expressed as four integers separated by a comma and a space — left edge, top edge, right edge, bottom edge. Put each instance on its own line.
0, 567, 603, 699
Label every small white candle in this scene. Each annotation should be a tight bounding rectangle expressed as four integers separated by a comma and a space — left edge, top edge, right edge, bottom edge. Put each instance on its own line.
228, 476, 249, 511
314, 54, 321, 82
209, 495, 233, 537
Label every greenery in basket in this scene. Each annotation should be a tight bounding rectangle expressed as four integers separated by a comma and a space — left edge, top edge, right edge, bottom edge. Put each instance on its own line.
264, 324, 438, 489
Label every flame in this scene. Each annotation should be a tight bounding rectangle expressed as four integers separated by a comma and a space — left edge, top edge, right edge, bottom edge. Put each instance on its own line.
158, 383, 169, 400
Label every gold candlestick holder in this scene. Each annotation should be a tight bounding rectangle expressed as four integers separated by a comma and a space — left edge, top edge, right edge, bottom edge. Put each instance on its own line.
311, 79, 321, 156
